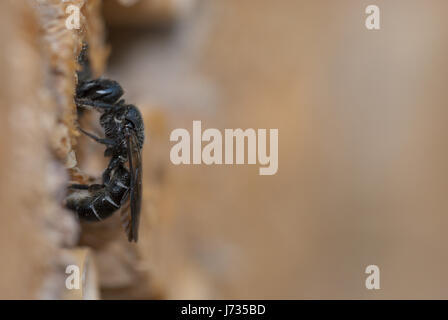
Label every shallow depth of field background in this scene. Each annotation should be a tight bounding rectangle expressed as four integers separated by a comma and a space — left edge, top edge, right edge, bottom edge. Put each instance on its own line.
99, 0, 448, 299
1, 0, 448, 299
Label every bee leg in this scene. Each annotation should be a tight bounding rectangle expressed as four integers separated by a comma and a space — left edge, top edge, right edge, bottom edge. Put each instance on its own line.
102, 157, 123, 184
68, 183, 104, 191
78, 126, 114, 145
68, 184, 89, 190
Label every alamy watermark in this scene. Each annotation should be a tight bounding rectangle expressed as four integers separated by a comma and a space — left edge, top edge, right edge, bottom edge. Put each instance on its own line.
365, 265, 380, 290
65, 4, 81, 30
65, 264, 81, 290
365, 5, 380, 30
170, 121, 278, 175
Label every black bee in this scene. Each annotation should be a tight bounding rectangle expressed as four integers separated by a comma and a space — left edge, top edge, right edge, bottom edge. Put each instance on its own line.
65, 45, 144, 242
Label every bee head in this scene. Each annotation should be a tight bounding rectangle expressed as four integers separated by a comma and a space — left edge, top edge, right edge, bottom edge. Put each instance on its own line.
77, 79, 124, 104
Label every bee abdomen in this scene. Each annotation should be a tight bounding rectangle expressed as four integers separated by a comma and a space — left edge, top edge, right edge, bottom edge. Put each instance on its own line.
66, 167, 130, 222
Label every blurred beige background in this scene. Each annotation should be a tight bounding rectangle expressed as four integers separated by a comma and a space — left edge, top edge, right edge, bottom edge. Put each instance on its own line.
101, 0, 448, 299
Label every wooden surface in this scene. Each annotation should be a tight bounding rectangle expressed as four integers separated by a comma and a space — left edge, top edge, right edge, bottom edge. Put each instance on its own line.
0, 0, 105, 299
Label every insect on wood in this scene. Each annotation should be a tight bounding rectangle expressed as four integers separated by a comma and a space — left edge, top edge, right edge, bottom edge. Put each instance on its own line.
65, 44, 144, 242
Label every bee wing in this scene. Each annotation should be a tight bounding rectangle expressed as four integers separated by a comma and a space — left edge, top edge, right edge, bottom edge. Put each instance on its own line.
125, 132, 142, 242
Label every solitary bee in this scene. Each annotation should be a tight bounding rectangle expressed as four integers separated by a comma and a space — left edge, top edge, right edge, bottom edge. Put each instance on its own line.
65, 44, 144, 242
